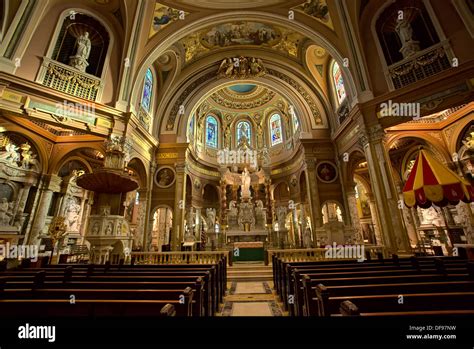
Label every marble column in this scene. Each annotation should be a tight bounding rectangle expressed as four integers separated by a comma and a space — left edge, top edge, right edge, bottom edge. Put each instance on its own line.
135, 189, 148, 250
27, 175, 62, 245
304, 159, 322, 243
11, 183, 31, 228
367, 194, 382, 245
346, 188, 363, 243
359, 125, 410, 253
171, 163, 186, 250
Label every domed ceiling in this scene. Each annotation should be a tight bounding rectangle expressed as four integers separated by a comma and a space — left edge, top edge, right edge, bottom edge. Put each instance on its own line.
206, 83, 283, 113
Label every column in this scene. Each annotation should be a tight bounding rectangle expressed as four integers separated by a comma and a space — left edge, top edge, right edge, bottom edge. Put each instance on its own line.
359, 125, 410, 253
27, 175, 62, 245
304, 158, 322, 243
135, 189, 148, 250
171, 163, 186, 250
346, 188, 363, 243
367, 194, 382, 245
12, 183, 31, 228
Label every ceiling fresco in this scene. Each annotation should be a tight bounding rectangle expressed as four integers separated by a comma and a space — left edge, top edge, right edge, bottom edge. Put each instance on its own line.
179, 22, 305, 63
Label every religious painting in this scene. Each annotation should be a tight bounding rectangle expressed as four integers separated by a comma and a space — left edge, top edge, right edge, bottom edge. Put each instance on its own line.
206, 115, 218, 148
155, 167, 176, 188
270, 113, 283, 146
200, 22, 281, 48
149, 3, 187, 38
141, 68, 153, 112
316, 161, 338, 183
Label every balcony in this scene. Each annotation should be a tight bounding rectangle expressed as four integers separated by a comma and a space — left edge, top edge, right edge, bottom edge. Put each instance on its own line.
37, 57, 104, 101
387, 41, 452, 90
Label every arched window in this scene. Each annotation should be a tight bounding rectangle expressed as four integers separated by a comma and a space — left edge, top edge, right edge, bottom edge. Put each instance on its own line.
269, 113, 283, 146
236, 120, 251, 144
332, 62, 346, 105
141, 68, 153, 112
206, 115, 218, 148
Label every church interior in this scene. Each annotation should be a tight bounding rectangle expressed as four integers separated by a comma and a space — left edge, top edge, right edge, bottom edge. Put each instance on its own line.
0, 0, 474, 338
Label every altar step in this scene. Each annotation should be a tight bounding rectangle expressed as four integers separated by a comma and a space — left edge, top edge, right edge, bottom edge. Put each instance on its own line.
228, 263, 273, 281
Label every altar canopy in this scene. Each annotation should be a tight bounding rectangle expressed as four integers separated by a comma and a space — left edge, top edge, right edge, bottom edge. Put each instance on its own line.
403, 149, 474, 208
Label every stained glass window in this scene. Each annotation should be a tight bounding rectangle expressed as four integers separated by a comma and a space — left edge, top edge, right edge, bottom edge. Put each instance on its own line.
141, 68, 153, 112
270, 113, 283, 146
332, 62, 346, 105
206, 115, 218, 148
236, 120, 251, 144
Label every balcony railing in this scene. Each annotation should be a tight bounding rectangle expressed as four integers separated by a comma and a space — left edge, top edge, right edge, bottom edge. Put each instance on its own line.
38, 57, 103, 101
387, 42, 452, 89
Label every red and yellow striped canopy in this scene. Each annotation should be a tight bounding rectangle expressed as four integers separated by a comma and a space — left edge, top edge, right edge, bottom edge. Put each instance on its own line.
403, 149, 474, 208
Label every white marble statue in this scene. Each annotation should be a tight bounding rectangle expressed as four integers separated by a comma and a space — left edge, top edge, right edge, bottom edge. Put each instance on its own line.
69, 32, 91, 72
395, 18, 420, 58
0, 142, 20, 165
206, 208, 216, 233
241, 167, 252, 200
64, 197, 81, 231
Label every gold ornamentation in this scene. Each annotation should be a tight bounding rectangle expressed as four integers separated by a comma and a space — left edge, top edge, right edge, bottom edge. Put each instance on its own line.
217, 57, 266, 79
47, 64, 100, 89
157, 153, 178, 159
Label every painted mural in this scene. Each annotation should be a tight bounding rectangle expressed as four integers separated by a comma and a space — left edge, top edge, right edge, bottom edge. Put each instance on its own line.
149, 2, 188, 38
200, 22, 281, 48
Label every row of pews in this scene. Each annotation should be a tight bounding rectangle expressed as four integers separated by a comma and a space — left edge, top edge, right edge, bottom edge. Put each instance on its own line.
0, 256, 227, 317
273, 254, 474, 316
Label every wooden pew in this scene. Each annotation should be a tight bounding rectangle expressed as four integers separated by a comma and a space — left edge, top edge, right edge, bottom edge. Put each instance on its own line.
0, 297, 194, 317
316, 281, 474, 316
302, 273, 472, 316
3, 271, 215, 315
0, 275, 207, 316
332, 292, 474, 316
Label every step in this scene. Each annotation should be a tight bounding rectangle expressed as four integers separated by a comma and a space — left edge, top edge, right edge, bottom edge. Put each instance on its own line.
227, 274, 274, 281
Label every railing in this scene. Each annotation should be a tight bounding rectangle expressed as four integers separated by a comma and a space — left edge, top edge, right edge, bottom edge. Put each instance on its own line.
387, 41, 452, 89
39, 57, 103, 101
131, 251, 230, 265
266, 245, 387, 265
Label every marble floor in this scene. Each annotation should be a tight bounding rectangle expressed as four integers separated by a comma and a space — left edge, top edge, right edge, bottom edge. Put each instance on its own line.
220, 281, 285, 316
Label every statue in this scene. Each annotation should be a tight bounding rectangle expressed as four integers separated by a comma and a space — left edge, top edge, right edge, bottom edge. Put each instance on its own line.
69, 32, 92, 72
186, 207, 196, 232
395, 18, 420, 58
20, 143, 38, 169
206, 208, 216, 233
0, 198, 13, 225
106, 222, 113, 235
217, 57, 266, 79
0, 142, 20, 165
64, 197, 81, 231
240, 167, 252, 200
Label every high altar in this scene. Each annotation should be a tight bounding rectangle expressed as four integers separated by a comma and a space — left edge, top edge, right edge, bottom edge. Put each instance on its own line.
219, 137, 271, 244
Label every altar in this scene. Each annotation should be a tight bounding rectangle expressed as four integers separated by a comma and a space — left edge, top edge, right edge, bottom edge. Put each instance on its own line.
233, 241, 264, 262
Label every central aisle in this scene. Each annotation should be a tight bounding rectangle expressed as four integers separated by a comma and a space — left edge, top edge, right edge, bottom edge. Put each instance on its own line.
218, 263, 286, 316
